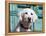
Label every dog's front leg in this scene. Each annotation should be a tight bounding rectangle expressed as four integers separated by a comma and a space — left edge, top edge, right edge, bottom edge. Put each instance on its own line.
16, 26, 20, 32
15, 23, 20, 32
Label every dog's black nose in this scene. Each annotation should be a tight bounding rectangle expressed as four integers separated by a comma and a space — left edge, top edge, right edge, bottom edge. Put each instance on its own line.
28, 17, 31, 21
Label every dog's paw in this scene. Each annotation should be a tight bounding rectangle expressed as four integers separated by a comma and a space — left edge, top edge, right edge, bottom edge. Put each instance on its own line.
16, 27, 20, 32
27, 29, 31, 31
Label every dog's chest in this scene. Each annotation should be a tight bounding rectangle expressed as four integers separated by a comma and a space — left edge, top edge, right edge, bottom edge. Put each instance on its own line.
19, 22, 31, 32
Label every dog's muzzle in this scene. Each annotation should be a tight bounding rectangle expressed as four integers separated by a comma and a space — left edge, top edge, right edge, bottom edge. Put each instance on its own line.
28, 17, 31, 23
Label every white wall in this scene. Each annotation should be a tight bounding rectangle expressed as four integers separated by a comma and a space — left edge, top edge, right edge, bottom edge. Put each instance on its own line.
10, 0, 45, 2
0, 0, 46, 36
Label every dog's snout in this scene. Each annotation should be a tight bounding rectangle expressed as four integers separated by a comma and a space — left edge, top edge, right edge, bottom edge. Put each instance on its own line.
28, 17, 31, 21
28, 17, 31, 23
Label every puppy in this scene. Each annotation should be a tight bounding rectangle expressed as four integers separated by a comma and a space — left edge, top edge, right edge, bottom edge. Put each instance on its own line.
15, 8, 38, 32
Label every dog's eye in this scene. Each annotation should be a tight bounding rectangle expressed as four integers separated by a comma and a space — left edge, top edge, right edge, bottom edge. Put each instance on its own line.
31, 13, 33, 15
25, 12, 28, 14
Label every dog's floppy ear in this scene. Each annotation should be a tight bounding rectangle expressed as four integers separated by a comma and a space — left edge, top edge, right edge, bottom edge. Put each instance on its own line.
17, 12, 24, 21
32, 10, 38, 23
33, 13, 38, 23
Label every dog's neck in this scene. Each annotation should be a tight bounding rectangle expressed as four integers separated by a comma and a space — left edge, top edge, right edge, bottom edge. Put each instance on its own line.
20, 20, 30, 29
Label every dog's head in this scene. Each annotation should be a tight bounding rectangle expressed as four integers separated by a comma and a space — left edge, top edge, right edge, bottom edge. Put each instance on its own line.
18, 8, 38, 23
